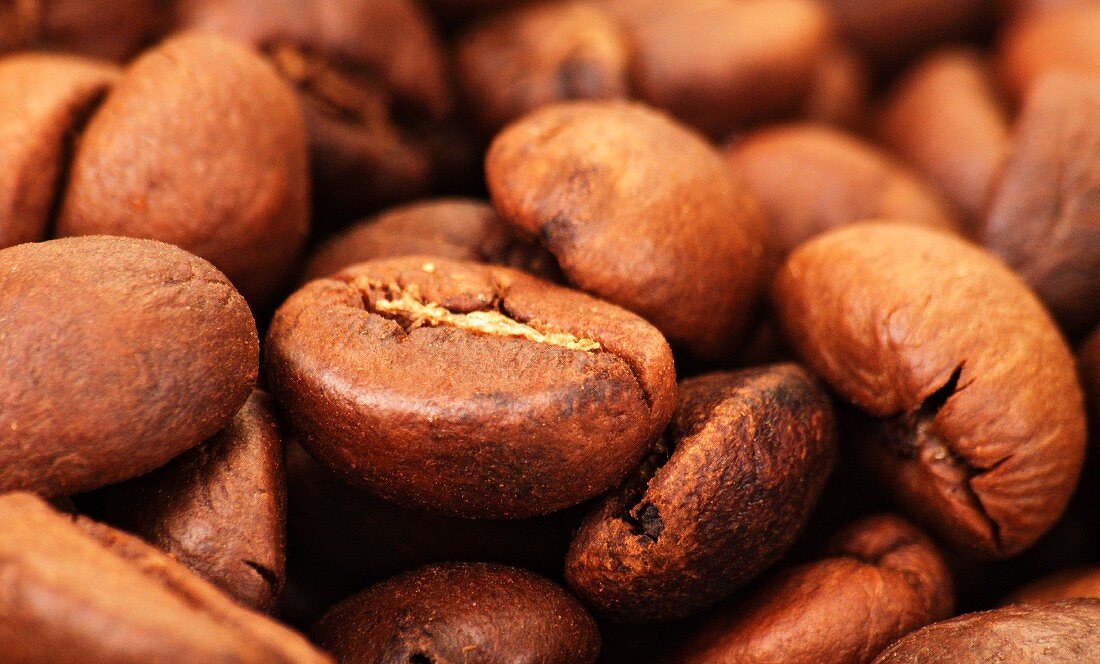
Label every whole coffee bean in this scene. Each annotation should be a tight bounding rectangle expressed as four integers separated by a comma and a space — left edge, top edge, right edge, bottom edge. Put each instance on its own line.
0, 53, 117, 249
0, 236, 258, 497
301, 198, 558, 283
102, 389, 286, 613
0, 0, 163, 61
311, 562, 600, 664
773, 223, 1086, 558
1008, 567, 1100, 604
874, 599, 1100, 662
456, 1, 630, 133
599, 0, 831, 137
177, 0, 452, 219
675, 514, 953, 664
802, 45, 869, 130
877, 48, 1011, 227
0, 492, 329, 663
981, 72, 1100, 339
53, 32, 309, 307
997, 5, 1100, 102
727, 125, 958, 262
266, 256, 675, 518
566, 363, 836, 622
487, 101, 767, 360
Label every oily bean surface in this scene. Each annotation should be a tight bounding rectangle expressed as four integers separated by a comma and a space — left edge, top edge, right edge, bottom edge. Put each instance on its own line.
0, 236, 258, 497
773, 223, 1086, 558
266, 255, 675, 518
566, 363, 836, 622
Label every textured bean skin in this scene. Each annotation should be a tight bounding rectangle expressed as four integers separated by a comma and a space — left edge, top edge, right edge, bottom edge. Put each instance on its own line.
773, 223, 1086, 559
311, 563, 600, 664
266, 256, 675, 518
874, 600, 1100, 663
675, 515, 953, 664
103, 390, 286, 612
0, 236, 258, 497
566, 364, 836, 622
488, 101, 768, 360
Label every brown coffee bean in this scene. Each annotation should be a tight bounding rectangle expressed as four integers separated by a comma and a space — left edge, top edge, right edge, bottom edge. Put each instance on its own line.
102, 389, 286, 613
1008, 568, 1100, 605
177, 0, 452, 219
675, 514, 953, 664
802, 45, 870, 130
599, 0, 831, 137
773, 223, 1086, 558
266, 256, 675, 518
981, 72, 1100, 339
727, 125, 958, 262
54, 32, 309, 308
0, 236, 258, 497
0, 53, 117, 250
311, 562, 600, 664
0, 0, 163, 62
877, 48, 1011, 227
997, 5, 1100, 102
301, 198, 558, 283
0, 492, 329, 663
874, 599, 1100, 662
565, 363, 836, 622
487, 101, 768, 360
456, 1, 630, 132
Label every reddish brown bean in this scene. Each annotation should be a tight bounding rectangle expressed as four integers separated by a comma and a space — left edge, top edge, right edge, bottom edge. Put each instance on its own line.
997, 5, 1100, 102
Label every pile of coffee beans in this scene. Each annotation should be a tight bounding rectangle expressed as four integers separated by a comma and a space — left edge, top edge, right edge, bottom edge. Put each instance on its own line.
1, 1, 1098, 662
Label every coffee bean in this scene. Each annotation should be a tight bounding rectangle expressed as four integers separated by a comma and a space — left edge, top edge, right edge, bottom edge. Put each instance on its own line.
773, 223, 1086, 558
487, 101, 767, 359
0, 492, 329, 663
102, 389, 286, 613
566, 363, 836, 622
997, 5, 1100, 102
266, 255, 675, 518
981, 72, 1100, 339
874, 599, 1100, 662
675, 514, 953, 663
0, 236, 258, 497
311, 562, 600, 664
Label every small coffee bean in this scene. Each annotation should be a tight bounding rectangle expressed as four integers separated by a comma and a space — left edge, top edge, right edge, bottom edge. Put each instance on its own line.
266, 255, 675, 518
981, 72, 1100, 339
311, 562, 600, 664
997, 5, 1100, 102
0, 492, 329, 663
487, 101, 768, 359
102, 389, 286, 613
675, 514, 953, 663
0, 236, 258, 497
565, 363, 836, 622
773, 223, 1086, 558
874, 599, 1100, 663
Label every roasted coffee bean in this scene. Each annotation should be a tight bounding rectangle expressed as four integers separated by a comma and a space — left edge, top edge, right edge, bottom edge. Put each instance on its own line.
52, 32, 309, 307
727, 125, 958, 262
0, 236, 258, 497
877, 48, 1011, 227
981, 72, 1100, 339
997, 5, 1100, 102
1008, 567, 1100, 604
176, 0, 452, 219
0, 0, 163, 61
874, 599, 1100, 662
0, 53, 117, 250
102, 390, 286, 613
773, 223, 1086, 559
487, 101, 767, 360
456, 1, 630, 133
311, 562, 600, 664
566, 363, 836, 622
0, 492, 329, 663
301, 198, 558, 283
675, 514, 953, 663
266, 256, 675, 518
